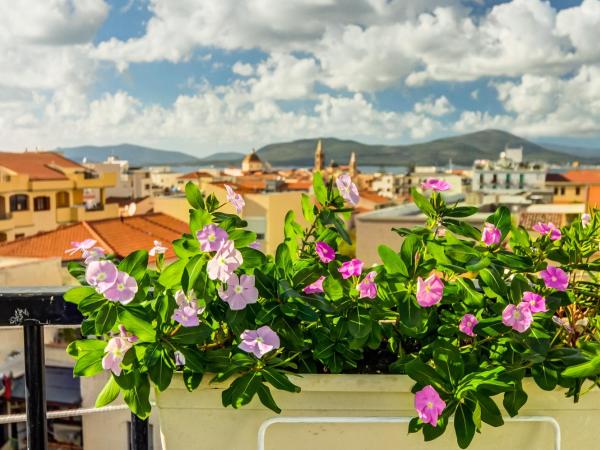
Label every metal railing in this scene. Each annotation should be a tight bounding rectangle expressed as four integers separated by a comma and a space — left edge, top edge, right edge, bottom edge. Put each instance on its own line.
0, 287, 149, 450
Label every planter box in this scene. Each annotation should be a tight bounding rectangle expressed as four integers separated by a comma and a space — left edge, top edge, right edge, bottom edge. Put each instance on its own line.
157, 374, 599, 450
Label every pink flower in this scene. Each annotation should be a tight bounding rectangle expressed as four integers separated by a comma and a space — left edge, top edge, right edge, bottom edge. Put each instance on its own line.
357, 271, 378, 299
339, 258, 364, 279
336, 173, 360, 206
249, 241, 261, 250
65, 239, 97, 256
102, 334, 134, 376
552, 315, 573, 333
315, 241, 335, 263
481, 222, 502, 246
416, 274, 444, 307
225, 184, 245, 214
303, 276, 325, 294
414, 385, 446, 427
149, 240, 168, 256
218, 274, 259, 310
581, 213, 591, 228
172, 290, 203, 327
532, 222, 561, 241
238, 325, 280, 358
117, 324, 138, 343
83, 247, 105, 264
540, 265, 569, 291
421, 178, 451, 192
85, 260, 118, 293
522, 291, 548, 313
103, 271, 138, 304
459, 314, 478, 337
174, 351, 186, 366
207, 240, 243, 282
197, 224, 229, 252
502, 303, 533, 333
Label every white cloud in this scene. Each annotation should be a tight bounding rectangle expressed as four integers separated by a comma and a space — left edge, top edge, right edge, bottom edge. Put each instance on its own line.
232, 62, 254, 77
455, 64, 600, 137
414, 96, 454, 116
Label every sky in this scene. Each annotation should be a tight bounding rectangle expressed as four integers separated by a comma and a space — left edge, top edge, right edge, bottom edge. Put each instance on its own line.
1, 0, 600, 157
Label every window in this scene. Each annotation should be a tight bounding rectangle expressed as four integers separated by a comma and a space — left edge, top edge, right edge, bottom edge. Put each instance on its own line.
575, 187, 581, 196
9, 194, 28, 211
33, 196, 50, 211
560, 187, 565, 195
56, 191, 70, 208
15, 233, 25, 240
519, 174, 525, 189
554, 187, 558, 195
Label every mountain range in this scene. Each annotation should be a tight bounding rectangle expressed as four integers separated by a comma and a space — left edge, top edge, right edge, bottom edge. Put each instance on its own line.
58, 129, 598, 168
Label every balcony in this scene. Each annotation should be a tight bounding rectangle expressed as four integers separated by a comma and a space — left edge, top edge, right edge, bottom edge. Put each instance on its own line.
71, 203, 120, 222
0, 287, 150, 450
72, 172, 118, 189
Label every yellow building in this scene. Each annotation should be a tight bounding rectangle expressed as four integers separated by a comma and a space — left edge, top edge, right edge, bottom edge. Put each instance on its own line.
0, 151, 119, 242
154, 182, 307, 254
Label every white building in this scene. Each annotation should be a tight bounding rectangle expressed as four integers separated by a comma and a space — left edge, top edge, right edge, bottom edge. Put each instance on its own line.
85, 156, 152, 200
472, 150, 547, 193
371, 174, 403, 198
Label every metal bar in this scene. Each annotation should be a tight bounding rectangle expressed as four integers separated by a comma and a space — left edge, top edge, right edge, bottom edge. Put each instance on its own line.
130, 412, 149, 450
0, 404, 131, 424
23, 321, 48, 450
0, 287, 81, 326
257, 415, 561, 450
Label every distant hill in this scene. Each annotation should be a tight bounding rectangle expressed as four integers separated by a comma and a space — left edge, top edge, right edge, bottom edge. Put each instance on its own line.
198, 152, 245, 164
537, 142, 600, 159
256, 130, 590, 167
57, 143, 202, 166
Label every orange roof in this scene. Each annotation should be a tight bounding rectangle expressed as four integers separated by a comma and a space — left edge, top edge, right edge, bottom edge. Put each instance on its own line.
562, 170, 600, 184
0, 213, 188, 262
283, 181, 311, 191
0, 151, 83, 180
177, 171, 213, 180
360, 191, 393, 204
519, 212, 565, 228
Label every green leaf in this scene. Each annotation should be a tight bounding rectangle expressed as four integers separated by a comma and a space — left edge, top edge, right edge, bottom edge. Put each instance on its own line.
95, 376, 120, 407
479, 267, 507, 298
183, 370, 203, 392
117, 309, 156, 342
148, 347, 174, 391
454, 401, 476, 449
170, 324, 212, 345
123, 373, 152, 419
261, 368, 301, 393
158, 258, 187, 289
183, 254, 205, 292
405, 358, 447, 390
185, 181, 205, 210
189, 209, 212, 234
503, 385, 527, 417
444, 206, 479, 218
532, 364, 558, 391
347, 308, 372, 339
411, 187, 435, 217
474, 393, 504, 427
486, 206, 511, 238
229, 229, 257, 248
118, 250, 148, 282
313, 172, 328, 205
301, 193, 315, 222
378, 245, 408, 277
323, 276, 343, 301
64, 286, 96, 304
222, 371, 261, 409
255, 382, 281, 413
73, 350, 104, 377
561, 354, 600, 378
79, 296, 107, 314
432, 340, 464, 385
95, 302, 117, 335
240, 247, 266, 269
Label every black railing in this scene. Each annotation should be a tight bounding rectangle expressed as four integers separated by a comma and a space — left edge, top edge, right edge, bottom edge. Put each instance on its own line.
0, 287, 149, 450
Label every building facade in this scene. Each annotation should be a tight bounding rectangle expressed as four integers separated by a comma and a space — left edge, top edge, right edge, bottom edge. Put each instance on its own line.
0, 152, 119, 242
472, 150, 547, 193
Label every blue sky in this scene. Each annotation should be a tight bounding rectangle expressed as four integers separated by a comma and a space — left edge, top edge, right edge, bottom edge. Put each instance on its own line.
1, 0, 600, 156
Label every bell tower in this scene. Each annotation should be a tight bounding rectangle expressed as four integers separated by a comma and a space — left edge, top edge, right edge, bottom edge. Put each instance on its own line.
314, 139, 324, 172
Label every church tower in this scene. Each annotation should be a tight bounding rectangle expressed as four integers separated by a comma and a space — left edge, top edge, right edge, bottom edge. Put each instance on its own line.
349, 151, 357, 178
314, 139, 324, 172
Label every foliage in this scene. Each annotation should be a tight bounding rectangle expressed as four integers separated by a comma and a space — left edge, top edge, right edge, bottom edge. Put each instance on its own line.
66, 178, 600, 448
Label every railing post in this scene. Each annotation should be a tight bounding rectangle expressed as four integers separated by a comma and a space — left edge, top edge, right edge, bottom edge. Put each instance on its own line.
23, 321, 48, 450
130, 413, 149, 450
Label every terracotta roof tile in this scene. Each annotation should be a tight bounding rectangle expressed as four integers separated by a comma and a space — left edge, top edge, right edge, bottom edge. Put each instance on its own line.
519, 212, 565, 228
0, 213, 188, 262
562, 170, 600, 184
0, 151, 83, 180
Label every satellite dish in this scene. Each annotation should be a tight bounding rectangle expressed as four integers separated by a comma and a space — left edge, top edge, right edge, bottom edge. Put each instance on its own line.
82, 157, 87, 164
127, 202, 137, 216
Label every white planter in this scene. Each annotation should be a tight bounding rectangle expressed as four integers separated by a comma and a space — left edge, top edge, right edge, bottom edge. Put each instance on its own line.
157, 374, 599, 450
